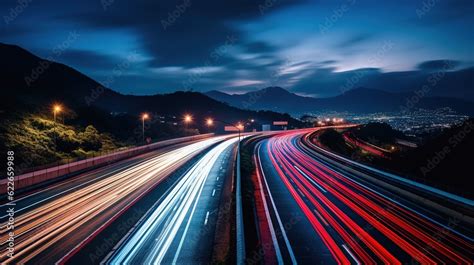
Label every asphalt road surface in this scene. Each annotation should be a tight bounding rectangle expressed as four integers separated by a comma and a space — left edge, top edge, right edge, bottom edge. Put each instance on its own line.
105, 137, 239, 264
254, 129, 473, 264
0, 136, 232, 264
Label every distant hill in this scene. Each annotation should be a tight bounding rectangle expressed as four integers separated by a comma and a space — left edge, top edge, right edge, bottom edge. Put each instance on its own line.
0, 43, 302, 131
205, 86, 474, 116
360, 67, 474, 102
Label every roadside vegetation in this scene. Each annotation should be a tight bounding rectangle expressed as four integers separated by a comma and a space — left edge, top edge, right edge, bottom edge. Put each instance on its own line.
1, 114, 123, 171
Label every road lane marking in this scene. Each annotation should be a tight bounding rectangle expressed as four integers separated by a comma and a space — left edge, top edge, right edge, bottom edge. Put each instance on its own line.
204, 211, 210, 225
313, 209, 329, 226
212, 189, 216, 197
170, 138, 239, 265
342, 244, 360, 265
257, 144, 297, 265
294, 165, 327, 193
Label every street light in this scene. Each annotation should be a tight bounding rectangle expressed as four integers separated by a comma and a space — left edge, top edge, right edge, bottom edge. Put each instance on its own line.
52, 104, 63, 162
142, 113, 149, 143
53, 104, 62, 123
206, 118, 214, 126
184, 114, 192, 123
184, 114, 193, 135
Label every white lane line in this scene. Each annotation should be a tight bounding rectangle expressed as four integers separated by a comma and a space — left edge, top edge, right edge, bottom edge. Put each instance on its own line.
257, 144, 297, 265
294, 165, 327, 193
342, 244, 360, 265
204, 211, 210, 225
212, 189, 216, 197
171, 138, 239, 265
216, 176, 219, 181
313, 209, 329, 226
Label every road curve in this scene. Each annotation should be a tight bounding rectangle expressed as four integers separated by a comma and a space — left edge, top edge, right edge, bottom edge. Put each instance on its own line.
105, 136, 239, 264
0, 136, 231, 264
255, 129, 473, 264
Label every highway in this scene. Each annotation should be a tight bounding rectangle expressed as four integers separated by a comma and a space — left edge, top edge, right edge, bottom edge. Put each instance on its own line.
105, 137, 239, 264
0, 135, 233, 264
254, 129, 473, 264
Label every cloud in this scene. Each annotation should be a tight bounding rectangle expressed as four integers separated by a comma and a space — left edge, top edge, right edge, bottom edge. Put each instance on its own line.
55, 49, 122, 70
2, 0, 472, 97
290, 61, 473, 101
417, 60, 460, 71
55, 0, 306, 68
336, 34, 373, 49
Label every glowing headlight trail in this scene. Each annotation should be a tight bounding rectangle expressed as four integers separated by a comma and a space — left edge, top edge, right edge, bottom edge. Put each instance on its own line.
108, 137, 239, 264
0, 136, 231, 264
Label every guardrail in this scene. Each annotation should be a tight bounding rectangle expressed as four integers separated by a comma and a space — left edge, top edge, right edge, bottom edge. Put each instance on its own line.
235, 141, 245, 265
1, 133, 214, 193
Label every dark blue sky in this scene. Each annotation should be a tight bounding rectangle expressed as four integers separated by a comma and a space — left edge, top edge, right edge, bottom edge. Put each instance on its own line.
1, 0, 473, 97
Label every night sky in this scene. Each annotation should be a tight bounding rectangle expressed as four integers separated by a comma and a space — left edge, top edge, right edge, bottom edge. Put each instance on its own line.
1, 0, 473, 97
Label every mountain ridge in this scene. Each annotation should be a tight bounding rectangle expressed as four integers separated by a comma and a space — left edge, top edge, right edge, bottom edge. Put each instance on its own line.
205, 86, 474, 116
0, 43, 302, 132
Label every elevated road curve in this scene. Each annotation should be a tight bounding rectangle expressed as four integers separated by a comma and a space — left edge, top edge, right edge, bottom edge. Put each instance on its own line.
254, 129, 473, 264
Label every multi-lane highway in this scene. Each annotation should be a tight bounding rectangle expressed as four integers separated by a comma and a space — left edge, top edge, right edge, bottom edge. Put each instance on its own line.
254, 129, 473, 264
105, 137, 239, 264
1, 128, 473, 264
0, 135, 234, 264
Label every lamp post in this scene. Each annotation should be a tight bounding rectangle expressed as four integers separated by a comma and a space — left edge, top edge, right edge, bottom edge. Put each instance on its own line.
184, 114, 192, 135
142, 113, 149, 143
206, 118, 214, 133
52, 104, 62, 171
52, 104, 62, 150
53, 105, 61, 123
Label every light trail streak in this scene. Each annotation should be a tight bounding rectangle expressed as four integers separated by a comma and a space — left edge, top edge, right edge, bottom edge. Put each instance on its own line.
108, 137, 239, 264
0, 136, 230, 264
257, 130, 473, 264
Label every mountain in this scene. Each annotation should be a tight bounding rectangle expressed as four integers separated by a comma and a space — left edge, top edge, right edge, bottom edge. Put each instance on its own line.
206, 87, 315, 113
0, 43, 303, 133
360, 67, 474, 102
205, 87, 474, 116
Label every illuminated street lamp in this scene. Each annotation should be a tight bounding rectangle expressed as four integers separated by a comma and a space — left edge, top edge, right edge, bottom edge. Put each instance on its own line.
184, 114, 192, 123
184, 114, 192, 134
142, 113, 149, 143
206, 118, 214, 126
52, 104, 63, 152
53, 104, 62, 123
